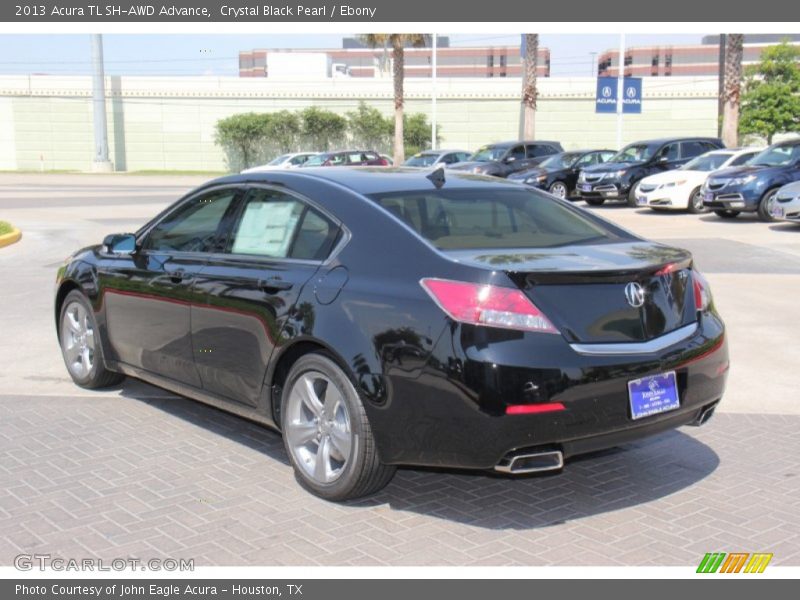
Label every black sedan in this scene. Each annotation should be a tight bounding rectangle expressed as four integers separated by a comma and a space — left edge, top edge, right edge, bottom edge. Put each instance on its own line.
55, 168, 728, 501
447, 140, 564, 177
508, 149, 616, 198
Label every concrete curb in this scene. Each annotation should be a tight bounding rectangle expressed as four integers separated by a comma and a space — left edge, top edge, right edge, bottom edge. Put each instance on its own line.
0, 227, 22, 248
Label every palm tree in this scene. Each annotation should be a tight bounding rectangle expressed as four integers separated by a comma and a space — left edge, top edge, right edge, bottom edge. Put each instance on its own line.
521, 34, 539, 139
721, 34, 744, 147
360, 34, 427, 165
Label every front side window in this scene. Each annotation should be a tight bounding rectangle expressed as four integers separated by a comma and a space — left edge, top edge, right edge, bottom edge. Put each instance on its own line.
145, 189, 238, 253
611, 143, 655, 163
230, 189, 337, 260
508, 145, 526, 160
682, 152, 733, 172
371, 188, 621, 250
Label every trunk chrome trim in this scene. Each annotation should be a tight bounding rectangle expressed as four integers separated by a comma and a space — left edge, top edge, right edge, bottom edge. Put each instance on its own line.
569, 322, 698, 356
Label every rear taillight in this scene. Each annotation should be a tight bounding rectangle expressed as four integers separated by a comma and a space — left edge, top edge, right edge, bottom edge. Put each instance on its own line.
420, 278, 559, 334
693, 269, 711, 311
378, 158, 390, 166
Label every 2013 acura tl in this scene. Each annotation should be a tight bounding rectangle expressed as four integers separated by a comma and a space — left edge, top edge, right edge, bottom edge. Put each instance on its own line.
55, 168, 728, 500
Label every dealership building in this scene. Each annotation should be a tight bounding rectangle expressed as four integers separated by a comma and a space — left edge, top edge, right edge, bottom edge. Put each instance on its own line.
239, 36, 551, 79
597, 34, 800, 77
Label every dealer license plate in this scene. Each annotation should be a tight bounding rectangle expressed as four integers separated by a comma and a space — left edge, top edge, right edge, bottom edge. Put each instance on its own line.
628, 371, 680, 420
580, 184, 592, 192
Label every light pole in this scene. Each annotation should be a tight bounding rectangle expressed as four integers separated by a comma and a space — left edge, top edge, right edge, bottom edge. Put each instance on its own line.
91, 34, 113, 172
431, 33, 437, 150
589, 52, 597, 77
616, 34, 625, 151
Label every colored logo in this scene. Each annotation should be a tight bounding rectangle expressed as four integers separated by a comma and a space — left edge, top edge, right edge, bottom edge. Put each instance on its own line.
696, 552, 773, 573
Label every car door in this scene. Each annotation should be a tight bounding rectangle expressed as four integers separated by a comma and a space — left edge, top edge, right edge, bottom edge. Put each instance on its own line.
499, 144, 526, 175
190, 186, 341, 407
679, 141, 711, 166
102, 186, 242, 387
653, 142, 682, 171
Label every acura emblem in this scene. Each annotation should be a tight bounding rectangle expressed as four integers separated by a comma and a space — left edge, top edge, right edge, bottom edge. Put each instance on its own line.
624, 282, 646, 308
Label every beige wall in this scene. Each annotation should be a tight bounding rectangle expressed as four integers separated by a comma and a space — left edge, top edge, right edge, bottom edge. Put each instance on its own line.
0, 75, 720, 172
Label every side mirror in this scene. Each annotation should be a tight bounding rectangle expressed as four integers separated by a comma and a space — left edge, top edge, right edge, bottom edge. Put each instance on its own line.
103, 233, 137, 255
504, 156, 517, 163
656, 156, 670, 164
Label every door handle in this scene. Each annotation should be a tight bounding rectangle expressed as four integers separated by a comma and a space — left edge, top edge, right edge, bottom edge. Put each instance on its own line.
167, 269, 192, 284
258, 277, 293, 292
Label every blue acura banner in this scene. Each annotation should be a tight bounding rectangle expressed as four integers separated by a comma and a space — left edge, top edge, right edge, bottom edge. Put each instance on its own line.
596, 77, 643, 114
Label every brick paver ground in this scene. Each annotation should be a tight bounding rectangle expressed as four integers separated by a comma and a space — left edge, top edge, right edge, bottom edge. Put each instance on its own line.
1, 390, 798, 566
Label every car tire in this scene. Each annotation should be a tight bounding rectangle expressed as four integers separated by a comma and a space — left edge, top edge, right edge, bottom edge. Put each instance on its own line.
58, 290, 124, 389
687, 187, 706, 214
757, 187, 781, 222
584, 197, 605, 206
549, 181, 568, 199
714, 209, 740, 219
626, 183, 640, 207
281, 353, 396, 501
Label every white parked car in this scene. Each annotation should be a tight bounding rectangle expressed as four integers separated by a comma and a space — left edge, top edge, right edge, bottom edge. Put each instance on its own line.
634, 148, 761, 213
241, 152, 318, 173
771, 181, 800, 223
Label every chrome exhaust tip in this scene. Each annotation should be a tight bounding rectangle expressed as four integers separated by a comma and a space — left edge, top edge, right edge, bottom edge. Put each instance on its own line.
691, 402, 718, 427
495, 449, 564, 474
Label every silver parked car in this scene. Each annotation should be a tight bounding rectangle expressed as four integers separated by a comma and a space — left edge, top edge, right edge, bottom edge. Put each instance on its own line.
771, 181, 800, 223
403, 149, 472, 168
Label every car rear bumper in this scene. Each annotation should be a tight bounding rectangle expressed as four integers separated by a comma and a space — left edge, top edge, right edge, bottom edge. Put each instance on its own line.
370, 314, 728, 471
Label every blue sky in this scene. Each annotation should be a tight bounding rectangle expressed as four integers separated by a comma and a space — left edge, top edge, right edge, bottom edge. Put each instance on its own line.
0, 33, 705, 77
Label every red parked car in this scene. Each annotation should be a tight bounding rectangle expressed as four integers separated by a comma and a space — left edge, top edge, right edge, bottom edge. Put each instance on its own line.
303, 150, 389, 167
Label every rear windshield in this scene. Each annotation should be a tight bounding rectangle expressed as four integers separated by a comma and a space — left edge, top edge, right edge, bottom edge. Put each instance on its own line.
370, 188, 620, 250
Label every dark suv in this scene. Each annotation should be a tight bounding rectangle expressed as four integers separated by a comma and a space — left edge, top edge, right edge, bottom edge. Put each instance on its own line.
577, 137, 724, 206
303, 150, 389, 167
702, 139, 800, 221
448, 140, 564, 178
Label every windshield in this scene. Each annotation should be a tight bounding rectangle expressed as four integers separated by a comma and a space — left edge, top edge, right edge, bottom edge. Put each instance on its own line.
302, 154, 329, 167
682, 153, 733, 172
539, 152, 582, 170
370, 188, 619, 250
404, 153, 439, 167
470, 146, 507, 162
749, 144, 800, 167
610, 144, 655, 164
267, 154, 291, 166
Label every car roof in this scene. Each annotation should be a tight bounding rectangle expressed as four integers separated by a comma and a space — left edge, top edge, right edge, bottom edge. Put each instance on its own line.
626, 137, 722, 147
212, 167, 524, 196
418, 149, 469, 155
481, 140, 562, 148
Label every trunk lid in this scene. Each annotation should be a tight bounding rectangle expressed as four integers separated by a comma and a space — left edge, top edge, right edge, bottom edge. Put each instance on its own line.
447, 241, 697, 344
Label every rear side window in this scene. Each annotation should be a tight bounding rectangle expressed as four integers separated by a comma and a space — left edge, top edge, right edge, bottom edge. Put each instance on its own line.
371, 188, 619, 250
730, 152, 756, 166
681, 141, 709, 159
528, 144, 557, 158
230, 189, 337, 260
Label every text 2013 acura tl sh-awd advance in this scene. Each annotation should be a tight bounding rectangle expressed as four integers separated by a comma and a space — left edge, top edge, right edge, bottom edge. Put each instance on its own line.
55, 168, 728, 500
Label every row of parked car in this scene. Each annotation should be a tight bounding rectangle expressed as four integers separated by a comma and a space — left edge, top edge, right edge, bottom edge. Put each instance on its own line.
243, 135, 800, 225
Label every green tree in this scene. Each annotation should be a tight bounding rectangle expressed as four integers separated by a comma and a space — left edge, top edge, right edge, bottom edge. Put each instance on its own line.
299, 106, 348, 151
346, 101, 392, 152
359, 34, 428, 164
403, 113, 440, 157
740, 41, 800, 144
214, 112, 271, 171
264, 110, 301, 153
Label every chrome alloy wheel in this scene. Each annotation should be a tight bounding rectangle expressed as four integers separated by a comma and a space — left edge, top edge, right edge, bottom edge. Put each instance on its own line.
60, 301, 95, 378
549, 182, 568, 199
285, 371, 353, 484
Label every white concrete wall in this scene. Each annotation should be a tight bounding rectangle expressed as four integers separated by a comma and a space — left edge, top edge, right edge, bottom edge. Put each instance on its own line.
0, 75, 720, 172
